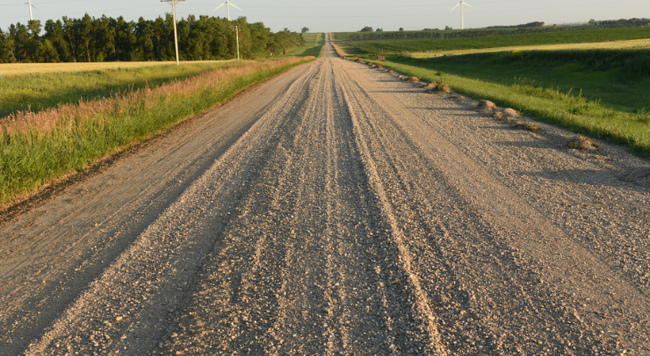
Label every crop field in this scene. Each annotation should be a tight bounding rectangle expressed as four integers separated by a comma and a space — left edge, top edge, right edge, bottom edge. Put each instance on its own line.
407, 38, 650, 58
331, 27, 523, 41
0, 60, 240, 77
343, 27, 650, 54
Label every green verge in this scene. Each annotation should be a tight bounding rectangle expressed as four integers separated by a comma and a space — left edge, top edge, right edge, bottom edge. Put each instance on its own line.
0, 61, 246, 118
286, 33, 326, 58
364, 55, 650, 159
0, 59, 312, 206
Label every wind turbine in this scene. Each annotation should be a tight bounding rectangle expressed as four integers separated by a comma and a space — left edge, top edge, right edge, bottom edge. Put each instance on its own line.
213, 0, 241, 21
26, 0, 36, 21
451, 1, 472, 30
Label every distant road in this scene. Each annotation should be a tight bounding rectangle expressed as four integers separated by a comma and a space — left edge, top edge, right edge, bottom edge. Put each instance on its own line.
2, 34, 650, 355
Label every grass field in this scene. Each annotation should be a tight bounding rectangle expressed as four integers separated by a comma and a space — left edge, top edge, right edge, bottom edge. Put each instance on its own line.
398, 49, 650, 112
0, 57, 314, 207
0, 61, 248, 118
286, 33, 325, 57
343, 27, 650, 54
366, 53, 650, 158
407, 38, 650, 58
0, 60, 239, 77
331, 27, 528, 41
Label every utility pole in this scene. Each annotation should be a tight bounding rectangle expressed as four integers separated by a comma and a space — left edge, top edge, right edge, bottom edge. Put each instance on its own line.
234, 25, 240, 60
161, 0, 185, 65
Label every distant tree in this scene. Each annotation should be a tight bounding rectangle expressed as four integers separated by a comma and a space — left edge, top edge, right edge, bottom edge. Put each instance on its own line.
0, 13, 305, 63
301, 27, 309, 33
399, 27, 404, 31
360, 26, 373, 32
445, 26, 453, 30
589, 19, 596, 26
376, 28, 383, 32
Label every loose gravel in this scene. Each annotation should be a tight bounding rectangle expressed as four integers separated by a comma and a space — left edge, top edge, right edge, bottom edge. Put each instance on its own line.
1, 35, 650, 356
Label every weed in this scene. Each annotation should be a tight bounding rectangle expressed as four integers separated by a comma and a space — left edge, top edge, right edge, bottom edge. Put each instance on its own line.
634, 108, 650, 124
435, 81, 451, 93
513, 121, 541, 132
503, 108, 519, 118
477, 100, 497, 112
567, 135, 600, 151
492, 112, 509, 122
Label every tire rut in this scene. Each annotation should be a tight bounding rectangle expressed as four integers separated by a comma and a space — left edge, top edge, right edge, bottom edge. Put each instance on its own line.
3, 37, 650, 356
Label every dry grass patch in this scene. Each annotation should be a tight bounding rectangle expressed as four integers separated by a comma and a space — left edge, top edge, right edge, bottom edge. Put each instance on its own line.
513, 121, 542, 132
503, 108, 520, 118
407, 76, 420, 82
567, 135, 600, 151
492, 112, 511, 122
435, 81, 452, 94
477, 100, 497, 112
423, 82, 437, 90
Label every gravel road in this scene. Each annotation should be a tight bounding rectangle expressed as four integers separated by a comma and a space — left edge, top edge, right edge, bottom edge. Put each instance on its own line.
2, 36, 650, 355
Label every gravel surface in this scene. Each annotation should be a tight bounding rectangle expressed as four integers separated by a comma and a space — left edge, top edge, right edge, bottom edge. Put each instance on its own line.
1, 35, 650, 355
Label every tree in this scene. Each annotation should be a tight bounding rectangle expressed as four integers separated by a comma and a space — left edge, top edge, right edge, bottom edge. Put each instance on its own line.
360, 26, 373, 32
589, 19, 596, 26
399, 27, 404, 31
44, 19, 72, 61
301, 27, 309, 33
0, 13, 305, 63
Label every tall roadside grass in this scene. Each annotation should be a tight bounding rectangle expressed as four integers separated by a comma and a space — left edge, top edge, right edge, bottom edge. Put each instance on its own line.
0, 57, 313, 207
367, 57, 650, 159
0, 61, 245, 118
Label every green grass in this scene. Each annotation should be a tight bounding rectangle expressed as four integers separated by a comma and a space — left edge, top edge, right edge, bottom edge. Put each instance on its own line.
365, 54, 650, 158
0, 61, 247, 118
285, 33, 326, 58
332, 28, 521, 41
398, 49, 650, 113
344, 27, 650, 54
0, 58, 312, 206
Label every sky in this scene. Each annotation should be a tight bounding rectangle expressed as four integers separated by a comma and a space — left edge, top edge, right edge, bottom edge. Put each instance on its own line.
1, 0, 649, 34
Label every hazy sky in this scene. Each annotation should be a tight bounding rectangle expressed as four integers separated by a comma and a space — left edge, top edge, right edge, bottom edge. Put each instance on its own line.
1, 0, 648, 33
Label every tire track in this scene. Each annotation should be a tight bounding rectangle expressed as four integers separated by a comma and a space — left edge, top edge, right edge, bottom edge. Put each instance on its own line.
5, 36, 650, 356
160, 52, 434, 355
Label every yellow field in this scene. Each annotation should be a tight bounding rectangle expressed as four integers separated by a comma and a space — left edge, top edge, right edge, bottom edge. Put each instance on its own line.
410, 38, 650, 58
0, 60, 238, 77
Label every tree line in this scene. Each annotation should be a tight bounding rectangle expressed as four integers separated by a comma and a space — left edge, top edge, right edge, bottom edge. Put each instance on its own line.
0, 14, 305, 63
